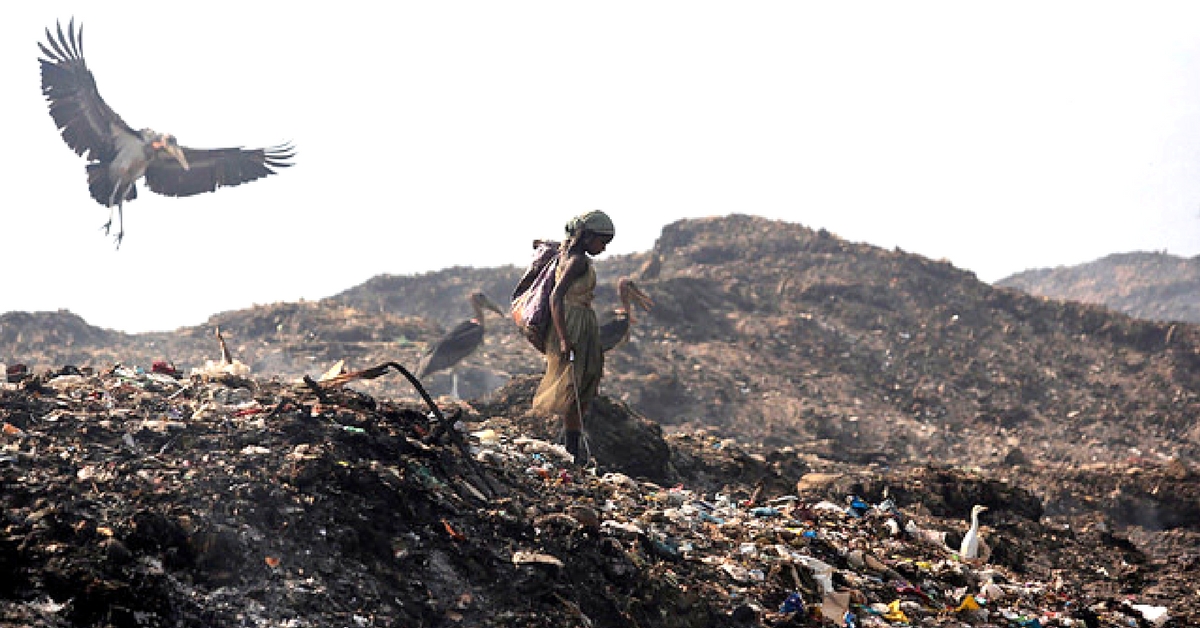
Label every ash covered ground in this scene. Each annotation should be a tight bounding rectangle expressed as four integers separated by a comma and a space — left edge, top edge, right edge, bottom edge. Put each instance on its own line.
2, 368, 1197, 627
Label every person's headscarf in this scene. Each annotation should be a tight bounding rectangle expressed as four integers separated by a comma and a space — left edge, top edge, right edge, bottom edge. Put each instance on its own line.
565, 210, 615, 239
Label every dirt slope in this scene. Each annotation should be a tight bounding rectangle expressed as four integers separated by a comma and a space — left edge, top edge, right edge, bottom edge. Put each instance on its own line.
997, 251, 1200, 323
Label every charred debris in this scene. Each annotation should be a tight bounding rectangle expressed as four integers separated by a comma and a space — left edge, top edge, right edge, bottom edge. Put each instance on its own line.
1, 351, 1195, 626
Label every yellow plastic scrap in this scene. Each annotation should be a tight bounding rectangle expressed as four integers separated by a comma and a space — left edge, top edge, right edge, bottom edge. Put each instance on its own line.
955, 595, 981, 612
883, 599, 909, 623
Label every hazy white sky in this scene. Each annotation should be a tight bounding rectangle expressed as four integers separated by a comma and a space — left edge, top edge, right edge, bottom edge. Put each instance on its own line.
4, 2, 1200, 333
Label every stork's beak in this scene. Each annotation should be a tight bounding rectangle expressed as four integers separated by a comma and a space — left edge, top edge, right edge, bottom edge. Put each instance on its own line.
165, 144, 190, 170
626, 281, 655, 312
481, 295, 504, 315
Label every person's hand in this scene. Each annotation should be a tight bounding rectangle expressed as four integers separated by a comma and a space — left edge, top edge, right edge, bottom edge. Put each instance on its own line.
559, 335, 574, 359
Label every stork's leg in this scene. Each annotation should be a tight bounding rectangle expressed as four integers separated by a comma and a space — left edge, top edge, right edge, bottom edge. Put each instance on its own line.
114, 203, 125, 249
450, 370, 460, 400
102, 187, 121, 236
103, 184, 127, 249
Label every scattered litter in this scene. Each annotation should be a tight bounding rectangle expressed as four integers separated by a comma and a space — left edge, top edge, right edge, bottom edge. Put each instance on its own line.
0, 363, 1192, 626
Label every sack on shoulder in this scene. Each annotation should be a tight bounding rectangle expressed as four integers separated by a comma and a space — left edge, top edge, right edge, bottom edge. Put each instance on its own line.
510, 240, 560, 353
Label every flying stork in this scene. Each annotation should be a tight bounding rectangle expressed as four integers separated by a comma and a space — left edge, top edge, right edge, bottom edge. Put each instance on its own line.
38, 19, 294, 247
599, 277, 654, 352
417, 292, 505, 398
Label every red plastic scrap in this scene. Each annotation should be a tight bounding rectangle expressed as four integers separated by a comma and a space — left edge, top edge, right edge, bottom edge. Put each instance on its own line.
151, 361, 179, 377
896, 584, 944, 609
439, 521, 460, 540
5, 364, 28, 382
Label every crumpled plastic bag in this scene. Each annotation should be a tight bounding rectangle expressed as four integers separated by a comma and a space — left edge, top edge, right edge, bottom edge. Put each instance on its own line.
192, 359, 251, 378
1129, 604, 1169, 627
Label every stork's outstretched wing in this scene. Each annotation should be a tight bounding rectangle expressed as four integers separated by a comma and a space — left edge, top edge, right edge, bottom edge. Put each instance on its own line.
38, 18, 133, 163
144, 144, 295, 197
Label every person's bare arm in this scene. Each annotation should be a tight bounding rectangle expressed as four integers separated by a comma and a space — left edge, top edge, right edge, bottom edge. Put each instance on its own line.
550, 254, 587, 357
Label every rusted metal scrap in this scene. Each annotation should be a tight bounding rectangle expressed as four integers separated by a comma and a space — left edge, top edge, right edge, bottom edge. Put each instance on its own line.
310, 361, 446, 423
305, 360, 503, 499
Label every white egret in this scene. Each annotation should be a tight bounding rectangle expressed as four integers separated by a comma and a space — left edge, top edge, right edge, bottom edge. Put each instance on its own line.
960, 504, 988, 560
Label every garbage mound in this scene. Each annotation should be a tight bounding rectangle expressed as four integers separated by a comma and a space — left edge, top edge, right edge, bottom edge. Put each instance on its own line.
325, 216, 1200, 476
7, 216, 1199, 471
2, 367, 1194, 627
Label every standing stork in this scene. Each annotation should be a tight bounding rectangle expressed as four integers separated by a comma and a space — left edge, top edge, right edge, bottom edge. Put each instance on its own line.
599, 277, 654, 352
38, 19, 294, 247
417, 292, 505, 398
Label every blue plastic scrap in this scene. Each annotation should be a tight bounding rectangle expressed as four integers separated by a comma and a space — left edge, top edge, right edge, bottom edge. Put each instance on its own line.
779, 592, 805, 614
847, 496, 870, 517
